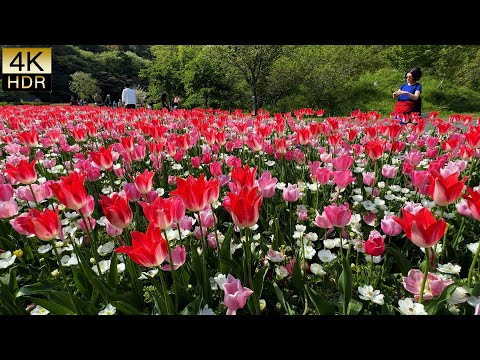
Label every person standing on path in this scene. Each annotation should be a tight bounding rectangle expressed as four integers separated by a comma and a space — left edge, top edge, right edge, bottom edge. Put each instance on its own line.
122, 83, 137, 109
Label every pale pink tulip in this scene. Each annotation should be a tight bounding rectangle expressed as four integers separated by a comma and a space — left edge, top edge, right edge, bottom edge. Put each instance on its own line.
403, 269, 453, 301
161, 245, 186, 271
324, 202, 351, 228
222, 274, 254, 315
381, 214, 403, 236
0, 199, 18, 219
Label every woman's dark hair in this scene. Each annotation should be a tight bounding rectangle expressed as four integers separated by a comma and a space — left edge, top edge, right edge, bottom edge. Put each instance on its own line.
405, 67, 422, 82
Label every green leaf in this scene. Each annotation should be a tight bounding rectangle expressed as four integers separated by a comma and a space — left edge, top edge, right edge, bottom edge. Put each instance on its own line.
26, 296, 76, 315
7, 267, 19, 293
148, 275, 175, 315
180, 295, 203, 315
72, 268, 92, 298
385, 246, 414, 276
272, 281, 294, 315
305, 286, 335, 315
219, 223, 234, 274
108, 252, 119, 292
424, 283, 457, 315
471, 281, 480, 297
292, 256, 304, 294
347, 298, 363, 315
338, 255, 353, 315
253, 266, 269, 299
111, 301, 147, 315
16, 279, 60, 297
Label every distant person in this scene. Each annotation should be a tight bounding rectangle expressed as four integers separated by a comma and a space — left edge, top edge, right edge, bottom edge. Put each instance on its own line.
393, 67, 423, 121
161, 92, 170, 110
122, 83, 137, 109
105, 94, 112, 107
173, 95, 181, 109
70, 95, 78, 106
94, 93, 103, 106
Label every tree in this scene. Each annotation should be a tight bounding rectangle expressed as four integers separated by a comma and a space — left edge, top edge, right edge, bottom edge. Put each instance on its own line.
182, 46, 234, 108
69, 71, 101, 102
214, 45, 284, 115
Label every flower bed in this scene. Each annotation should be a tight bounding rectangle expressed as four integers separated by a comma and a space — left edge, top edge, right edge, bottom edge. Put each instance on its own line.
0, 105, 479, 315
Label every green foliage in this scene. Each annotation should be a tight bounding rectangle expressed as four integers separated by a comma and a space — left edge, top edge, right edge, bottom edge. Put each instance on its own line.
69, 71, 101, 102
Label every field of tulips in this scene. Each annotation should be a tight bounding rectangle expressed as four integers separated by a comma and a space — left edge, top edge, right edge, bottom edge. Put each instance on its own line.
0, 105, 479, 315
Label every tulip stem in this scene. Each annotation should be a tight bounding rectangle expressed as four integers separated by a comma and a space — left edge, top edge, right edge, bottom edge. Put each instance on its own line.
163, 229, 179, 313
244, 228, 260, 315
197, 211, 211, 304
467, 237, 480, 288
418, 248, 430, 304
27, 184, 40, 209
50, 240, 80, 314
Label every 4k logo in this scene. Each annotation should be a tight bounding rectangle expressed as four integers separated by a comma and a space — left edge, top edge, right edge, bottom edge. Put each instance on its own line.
2, 48, 52, 91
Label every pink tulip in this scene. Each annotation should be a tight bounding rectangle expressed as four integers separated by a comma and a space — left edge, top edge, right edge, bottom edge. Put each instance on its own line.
282, 183, 300, 202
333, 170, 356, 189
222, 274, 254, 315
79, 195, 95, 217
78, 217, 96, 232
332, 154, 354, 171
381, 214, 403, 236
0, 199, 18, 219
362, 172, 376, 186
324, 202, 351, 228
425, 148, 438, 159
381, 165, 398, 179
296, 205, 308, 222
404, 150, 423, 167
403, 269, 453, 301
124, 182, 141, 202
0, 183, 14, 201
456, 199, 472, 218
161, 245, 186, 271
314, 210, 333, 229
257, 171, 278, 198
105, 218, 123, 236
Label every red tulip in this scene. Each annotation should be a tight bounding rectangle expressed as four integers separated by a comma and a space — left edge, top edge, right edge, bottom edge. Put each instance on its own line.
462, 186, 480, 221
429, 172, 467, 206
223, 185, 263, 228
27, 207, 61, 241
49, 171, 89, 210
170, 174, 217, 212
393, 208, 446, 248
134, 169, 155, 195
99, 193, 133, 229
3, 159, 37, 185
115, 223, 168, 267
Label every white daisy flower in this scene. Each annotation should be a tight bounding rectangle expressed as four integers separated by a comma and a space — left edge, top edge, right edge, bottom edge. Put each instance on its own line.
97, 241, 115, 256
358, 285, 384, 305
0, 251, 16, 269
437, 263, 461, 275
98, 303, 116, 315
398, 298, 427, 315
467, 242, 479, 254
30, 305, 49, 315
198, 305, 216, 315
318, 249, 337, 263
310, 263, 326, 276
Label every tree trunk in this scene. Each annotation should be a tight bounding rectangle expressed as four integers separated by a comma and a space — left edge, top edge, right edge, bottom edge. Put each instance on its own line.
252, 85, 257, 115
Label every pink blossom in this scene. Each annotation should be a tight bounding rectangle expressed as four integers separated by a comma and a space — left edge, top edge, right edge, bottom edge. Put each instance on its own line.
404, 150, 423, 167
0, 183, 14, 201
324, 202, 351, 228
314, 210, 333, 229
0, 199, 18, 218
296, 205, 308, 222
78, 217, 96, 232
161, 245, 186, 271
403, 202, 424, 215
381, 214, 403, 236
381, 165, 398, 179
362, 171, 376, 186
257, 171, 278, 198
282, 183, 300, 202
333, 170, 355, 189
363, 212, 377, 226
403, 269, 453, 301
123, 182, 141, 202
456, 199, 472, 218
222, 274, 254, 315
105, 218, 123, 236
332, 154, 354, 171
79, 195, 95, 217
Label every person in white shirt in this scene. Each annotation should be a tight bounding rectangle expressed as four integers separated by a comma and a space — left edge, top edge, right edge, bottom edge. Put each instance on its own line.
121, 83, 137, 109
